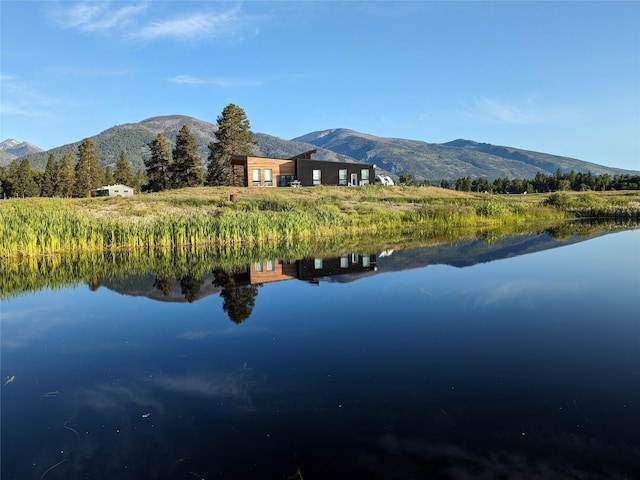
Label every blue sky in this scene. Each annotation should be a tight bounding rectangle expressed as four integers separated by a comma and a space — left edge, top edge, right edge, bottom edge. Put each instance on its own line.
1, 1, 638, 171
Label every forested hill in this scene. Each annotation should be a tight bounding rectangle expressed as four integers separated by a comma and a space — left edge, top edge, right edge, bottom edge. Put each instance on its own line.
10, 115, 359, 174
293, 129, 638, 181
9, 115, 638, 181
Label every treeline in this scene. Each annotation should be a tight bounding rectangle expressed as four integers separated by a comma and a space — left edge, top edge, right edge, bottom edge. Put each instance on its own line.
397, 169, 640, 193
0, 103, 256, 199
0, 140, 147, 199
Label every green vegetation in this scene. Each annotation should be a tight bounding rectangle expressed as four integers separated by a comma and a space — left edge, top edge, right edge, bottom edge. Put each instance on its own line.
1, 217, 635, 301
206, 103, 258, 186
1, 185, 639, 259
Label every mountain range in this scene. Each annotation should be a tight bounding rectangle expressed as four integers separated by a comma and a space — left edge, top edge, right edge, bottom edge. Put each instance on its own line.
3, 115, 637, 181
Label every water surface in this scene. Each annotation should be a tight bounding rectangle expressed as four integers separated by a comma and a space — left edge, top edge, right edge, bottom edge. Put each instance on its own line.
2, 226, 639, 479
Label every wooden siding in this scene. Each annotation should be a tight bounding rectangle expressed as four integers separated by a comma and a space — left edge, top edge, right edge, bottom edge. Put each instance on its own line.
244, 157, 295, 187
248, 261, 298, 284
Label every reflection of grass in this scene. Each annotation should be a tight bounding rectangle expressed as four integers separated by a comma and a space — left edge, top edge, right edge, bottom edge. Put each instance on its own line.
1, 187, 638, 258
1, 220, 635, 300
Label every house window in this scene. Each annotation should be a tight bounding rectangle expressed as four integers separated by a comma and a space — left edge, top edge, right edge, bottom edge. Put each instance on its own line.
362, 255, 371, 267
314, 258, 323, 269
254, 262, 263, 272
264, 169, 273, 187
339, 169, 348, 186
266, 260, 275, 271
313, 169, 322, 185
277, 175, 295, 187
252, 169, 261, 186
340, 255, 349, 268
361, 169, 370, 185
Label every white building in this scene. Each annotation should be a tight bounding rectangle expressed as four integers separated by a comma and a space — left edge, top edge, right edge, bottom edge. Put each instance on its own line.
91, 184, 134, 197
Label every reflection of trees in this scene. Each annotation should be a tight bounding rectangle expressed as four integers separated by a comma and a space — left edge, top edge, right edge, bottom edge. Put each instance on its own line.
212, 268, 259, 324
153, 276, 175, 296
180, 275, 203, 303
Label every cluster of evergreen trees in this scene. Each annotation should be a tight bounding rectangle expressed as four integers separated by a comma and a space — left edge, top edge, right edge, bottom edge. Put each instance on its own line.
144, 103, 257, 191
0, 138, 145, 199
399, 169, 640, 193
0, 104, 257, 198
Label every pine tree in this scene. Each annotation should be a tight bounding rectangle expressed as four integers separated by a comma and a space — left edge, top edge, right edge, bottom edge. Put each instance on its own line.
171, 125, 203, 188
41, 154, 58, 197
74, 138, 103, 197
15, 159, 40, 197
114, 150, 134, 186
206, 104, 258, 186
145, 133, 173, 192
56, 153, 75, 198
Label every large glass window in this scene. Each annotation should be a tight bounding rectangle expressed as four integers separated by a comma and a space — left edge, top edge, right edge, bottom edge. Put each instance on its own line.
339, 169, 348, 186
361, 169, 370, 185
264, 169, 273, 187
313, 170, 322, 185
252, 169, 261, 186
277, 175, 295, 187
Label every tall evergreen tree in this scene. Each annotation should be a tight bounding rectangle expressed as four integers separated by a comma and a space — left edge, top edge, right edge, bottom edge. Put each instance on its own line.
114, 150, 134, 186
41, 154, 58, 197
171, 125, 203, 188
57, 153, 75, 198
145, 133, 173, 192
206, 103, 258, 186
74, 138, 103, 197
15, 159, 40, 197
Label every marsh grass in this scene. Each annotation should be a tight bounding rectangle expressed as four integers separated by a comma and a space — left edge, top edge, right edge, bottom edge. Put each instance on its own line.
1, 186, 639, 258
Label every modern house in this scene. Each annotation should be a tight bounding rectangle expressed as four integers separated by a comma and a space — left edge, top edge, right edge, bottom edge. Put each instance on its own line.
230, 150, 376, 188
91, 184, 134, 197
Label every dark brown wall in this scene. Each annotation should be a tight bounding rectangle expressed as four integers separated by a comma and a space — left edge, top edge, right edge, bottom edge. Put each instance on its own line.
296, 159, 375, 186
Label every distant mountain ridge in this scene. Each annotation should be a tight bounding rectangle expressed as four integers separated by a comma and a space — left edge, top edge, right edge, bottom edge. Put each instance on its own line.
5, 115, 638, 181
0, 139, 44, 163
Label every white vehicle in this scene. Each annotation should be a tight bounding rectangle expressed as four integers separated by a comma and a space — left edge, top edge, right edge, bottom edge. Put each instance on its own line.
375, 174, 395, 186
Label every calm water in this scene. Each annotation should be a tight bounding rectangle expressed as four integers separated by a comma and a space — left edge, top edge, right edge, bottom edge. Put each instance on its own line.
2, 227, 639, 479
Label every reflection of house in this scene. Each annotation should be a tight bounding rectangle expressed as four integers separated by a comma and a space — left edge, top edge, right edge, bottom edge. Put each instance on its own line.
231, 150, 376, 188
91, 184, 134, 197
235, 254, 377, 285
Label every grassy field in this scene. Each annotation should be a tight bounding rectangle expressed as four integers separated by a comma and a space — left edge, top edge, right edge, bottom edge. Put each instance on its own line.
1, 185, 639, 258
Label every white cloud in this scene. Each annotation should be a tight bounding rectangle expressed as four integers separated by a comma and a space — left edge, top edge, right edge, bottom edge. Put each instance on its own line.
52, 1, 147, 33
168, 75, 262, 87
131, 9, 244, 41
460, 95, 583, 125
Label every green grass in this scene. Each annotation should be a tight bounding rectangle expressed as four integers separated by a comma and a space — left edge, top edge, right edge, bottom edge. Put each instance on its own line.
1, 186, 639, 258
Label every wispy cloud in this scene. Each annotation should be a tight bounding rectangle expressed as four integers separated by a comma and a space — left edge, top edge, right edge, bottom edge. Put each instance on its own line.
168, 75, 262, 87
50, 2, 253, 43
460, 95, 582, 125
133, 9, 245, 41
52, 1, 147, 33
0, 75, 62, 118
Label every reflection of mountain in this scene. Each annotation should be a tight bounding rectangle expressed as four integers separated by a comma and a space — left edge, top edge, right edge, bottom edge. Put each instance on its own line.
100, 272, 222, 302
97, 228, 617, 314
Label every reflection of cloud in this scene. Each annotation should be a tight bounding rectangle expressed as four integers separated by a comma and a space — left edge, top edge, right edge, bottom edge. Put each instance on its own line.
348, 434, 636, 479
0, 304, 79, 349
77, 383, 163, 415
150, 369, 254, 404
468, 278, 585, 309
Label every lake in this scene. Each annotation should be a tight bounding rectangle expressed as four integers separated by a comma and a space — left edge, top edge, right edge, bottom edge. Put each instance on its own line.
2, 223, 639, 479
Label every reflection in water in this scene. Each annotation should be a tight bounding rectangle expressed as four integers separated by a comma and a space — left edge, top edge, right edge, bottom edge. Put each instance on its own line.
1, 224, 638, 479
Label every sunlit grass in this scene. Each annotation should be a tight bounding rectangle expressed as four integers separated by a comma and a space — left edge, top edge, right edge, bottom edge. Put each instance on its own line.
1, 186, 638, 258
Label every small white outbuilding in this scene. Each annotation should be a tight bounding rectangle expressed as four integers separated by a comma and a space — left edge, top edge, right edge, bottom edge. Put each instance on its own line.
91, 184, 134, 197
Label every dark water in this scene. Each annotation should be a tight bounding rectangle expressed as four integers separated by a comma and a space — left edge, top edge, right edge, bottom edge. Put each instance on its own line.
2, 227, 639, 479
